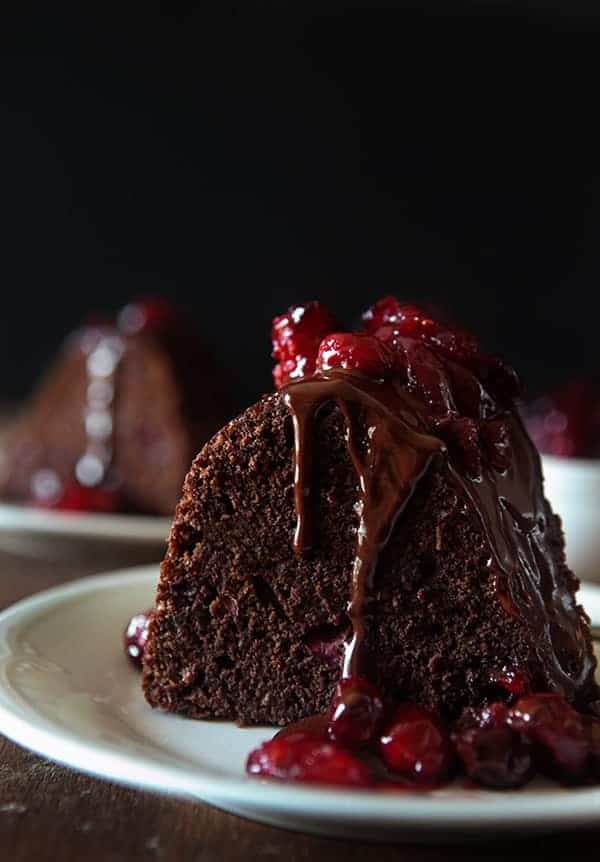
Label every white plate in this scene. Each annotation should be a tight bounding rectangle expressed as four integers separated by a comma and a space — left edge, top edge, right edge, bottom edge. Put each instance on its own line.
542, 454, 600, 584
0, 566, 599, 843
0, 501, 170, 543
0, 502, 170, 564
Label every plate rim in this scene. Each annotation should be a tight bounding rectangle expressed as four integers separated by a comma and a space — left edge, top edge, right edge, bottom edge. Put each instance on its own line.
1, 566, 600, 829
0, 501, 170, 543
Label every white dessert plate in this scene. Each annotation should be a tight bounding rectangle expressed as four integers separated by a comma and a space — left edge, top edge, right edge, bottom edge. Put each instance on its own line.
0, 566, 599, 843
0, 501, 170, 543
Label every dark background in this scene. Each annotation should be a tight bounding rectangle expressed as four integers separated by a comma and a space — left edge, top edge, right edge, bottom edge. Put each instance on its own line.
1, 4, 599, 416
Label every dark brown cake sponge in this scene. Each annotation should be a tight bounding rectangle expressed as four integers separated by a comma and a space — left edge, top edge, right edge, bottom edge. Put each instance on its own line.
142, 393, 597, 724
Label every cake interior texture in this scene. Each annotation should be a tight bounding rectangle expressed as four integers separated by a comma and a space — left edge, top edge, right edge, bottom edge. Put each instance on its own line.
143, 388, 597, 724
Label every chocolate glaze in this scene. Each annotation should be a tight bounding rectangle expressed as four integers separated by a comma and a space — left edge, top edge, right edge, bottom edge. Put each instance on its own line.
448, 411, 595, 700
283, 368, 595, 699
283, 372, 443, 678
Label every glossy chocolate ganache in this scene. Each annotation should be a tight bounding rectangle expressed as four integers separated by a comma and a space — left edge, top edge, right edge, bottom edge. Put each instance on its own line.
277, 301, 596, 703
142, 297, 599, 790
283, 370, 594, 702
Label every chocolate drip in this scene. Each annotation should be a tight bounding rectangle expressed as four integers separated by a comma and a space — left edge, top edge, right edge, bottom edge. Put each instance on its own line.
283, 370, 595, 701
283, 372, 443, 677
448, 412, 595, 701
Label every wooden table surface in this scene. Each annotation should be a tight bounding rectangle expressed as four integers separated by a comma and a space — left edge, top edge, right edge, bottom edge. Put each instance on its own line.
1, 547, 599, 861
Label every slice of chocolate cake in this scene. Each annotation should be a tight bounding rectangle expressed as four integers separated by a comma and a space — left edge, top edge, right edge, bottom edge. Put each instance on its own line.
0, 298, 228, 516
143, 298, 598, 726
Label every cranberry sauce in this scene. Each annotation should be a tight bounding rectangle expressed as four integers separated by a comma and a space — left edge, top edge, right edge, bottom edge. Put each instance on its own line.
246, 677, 600, 790
242, 296, 599, 791
278, 297, 595, 699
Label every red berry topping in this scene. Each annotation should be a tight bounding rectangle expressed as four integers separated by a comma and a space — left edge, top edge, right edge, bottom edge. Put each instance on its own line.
363, 297, 521, 405
328, 676, 384, 748
118, 297, 180, 335
272, 301, 339, 388
362, 298, 441, 340
379, 703, 454, 785
507, 693, 590, 782
50, 481, 122, 513
316, 332, 395, 379
437, 417, 482, 478
246, 732, 373, 788
480, 418, 512, 472
488, 666, 531, 701
124, 609, 154, 668
452, 704, 534, 789
460, 701, 511, 730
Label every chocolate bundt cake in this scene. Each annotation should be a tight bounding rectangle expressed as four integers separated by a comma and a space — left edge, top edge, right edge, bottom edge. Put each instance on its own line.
0, 298, 228, 516
143, 298, 598, 726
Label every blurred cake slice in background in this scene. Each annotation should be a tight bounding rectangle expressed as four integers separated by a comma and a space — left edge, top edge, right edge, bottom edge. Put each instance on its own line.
0, 298, 229, 516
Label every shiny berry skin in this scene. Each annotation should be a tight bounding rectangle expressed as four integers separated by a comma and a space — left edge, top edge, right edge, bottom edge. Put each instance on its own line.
488, 666, 531, 701
379, 704, 454, 785
481, 419, 512, 472
362, 298, 441, 339
452, 704, 534, 789
246, 732, 373, 788
52, 482, 122, 513
124, 610, 154, 668
272, 301, 339, 388
364, 297, 520, 405
453, 724, 533, 789
316, 332, 395, 379
458, 701, 510, 730
438, 417, 482, 478
328, 676, 384, 748
507, 693, 590, 782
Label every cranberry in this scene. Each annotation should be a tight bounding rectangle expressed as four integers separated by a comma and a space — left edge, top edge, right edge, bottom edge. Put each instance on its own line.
443, 361, 490, 420
246, 732, 373, 788
481, 419, 512, 472
362, 299, 442, 341
507, 693, 590, 782
328, 676, 384, 748
272, 301, 339, 388
364, 299, 477, 362
374, 329, 456, 419
452, 703, 534, 789
117, 297, 179, 335
458, 701, 510, 730
378, 703, 454, 785
124, 609, 154, 668
437, 417, 482, 478
364, 296, 521, 405
488, 666, 531, 701
403, 344, 454, 420
453, 726, 533, 789
316, 332, 395, 379
52, 482, 122, 513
